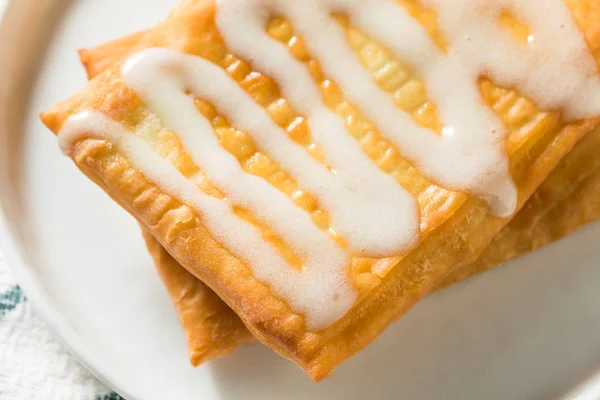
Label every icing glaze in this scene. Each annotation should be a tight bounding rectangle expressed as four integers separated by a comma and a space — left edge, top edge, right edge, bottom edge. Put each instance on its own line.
121, 49, 419, 256
58, 0, 600, 328
59, 111, 355, 329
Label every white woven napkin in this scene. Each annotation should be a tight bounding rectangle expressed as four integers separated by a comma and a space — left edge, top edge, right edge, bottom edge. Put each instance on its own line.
0, 254, 123, 400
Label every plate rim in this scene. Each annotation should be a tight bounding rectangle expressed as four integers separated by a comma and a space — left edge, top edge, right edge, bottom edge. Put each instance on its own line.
1, 1, 600, 399
0, 0, 133, 397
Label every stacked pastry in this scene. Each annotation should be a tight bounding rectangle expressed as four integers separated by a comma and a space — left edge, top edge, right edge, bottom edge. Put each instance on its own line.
41, 0, 600, 381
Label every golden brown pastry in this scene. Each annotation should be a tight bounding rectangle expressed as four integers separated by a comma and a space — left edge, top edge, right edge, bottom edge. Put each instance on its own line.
42, 0, 600, 380
141, 229, 253, 365
79, 31, 149, 81
79, 29, 600, 367
81, 35, 258, 365
443, 128, 600, 286
81, 36, 256, 366
144, 131, 600, 363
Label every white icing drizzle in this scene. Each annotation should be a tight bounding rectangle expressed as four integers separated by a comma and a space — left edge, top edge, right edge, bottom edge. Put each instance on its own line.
57, 0, 600, 328
422, 0, 600, 119
121, 49, 419, 256
216, 0, 600, 215
59, 111, 355, 329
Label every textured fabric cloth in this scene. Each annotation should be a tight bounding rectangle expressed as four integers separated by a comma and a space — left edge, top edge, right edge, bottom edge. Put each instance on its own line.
0, 253, 124, 400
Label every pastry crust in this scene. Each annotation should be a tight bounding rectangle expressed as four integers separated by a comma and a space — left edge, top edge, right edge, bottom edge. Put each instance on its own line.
41, 0, 600, 380
141, 229, 253, 365
80, 33, 600, 366
442, 126, 600, 286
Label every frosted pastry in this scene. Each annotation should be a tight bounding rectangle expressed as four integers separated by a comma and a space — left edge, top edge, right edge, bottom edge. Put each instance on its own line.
42, 0, 600, 380
141, 229, 253, 364
79, 29, 600, 367
442, 127, 600, 286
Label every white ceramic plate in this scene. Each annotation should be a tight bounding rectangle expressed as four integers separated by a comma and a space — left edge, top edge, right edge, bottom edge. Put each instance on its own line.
2, 1, 600, 399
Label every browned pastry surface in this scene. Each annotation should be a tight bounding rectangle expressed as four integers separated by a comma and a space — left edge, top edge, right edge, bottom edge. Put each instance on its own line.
42, 0, 600, 380
79, 27, 600, 365
142, 229, 253, 365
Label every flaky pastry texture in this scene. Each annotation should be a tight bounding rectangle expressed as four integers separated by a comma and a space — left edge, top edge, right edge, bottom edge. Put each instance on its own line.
42, 0, 600, 380
78, 26, 600, 367
142, 229, 253, 365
